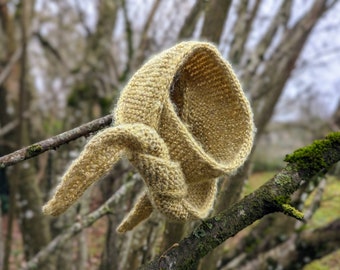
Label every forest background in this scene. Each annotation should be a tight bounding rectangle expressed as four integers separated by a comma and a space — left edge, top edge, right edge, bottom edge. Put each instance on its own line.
1, 0, 340, 269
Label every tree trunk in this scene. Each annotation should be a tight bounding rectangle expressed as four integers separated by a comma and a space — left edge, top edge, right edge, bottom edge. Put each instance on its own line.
228, 0, 261, 64
13, 1, 54, 268
178, 0, 208, 40
200, 0, 232, 43
17, 163, 52, 262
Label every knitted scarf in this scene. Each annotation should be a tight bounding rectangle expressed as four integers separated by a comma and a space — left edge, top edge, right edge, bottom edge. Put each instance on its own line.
42, 41, 255, 233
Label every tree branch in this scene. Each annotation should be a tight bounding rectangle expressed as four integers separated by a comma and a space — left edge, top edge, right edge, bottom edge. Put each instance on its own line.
120, 0, 134, 81
140, 132, 340, 269
178, 0, 208, 40
241, 0, 293, 83
240, 217, 340, 270
228, 0, 261, 64
0, 110, 30, 137
135, 0, 161, 67
0, 114, 113, 168
0, 46, 22, 86
200, 0, 232, 43
22, 177, 137, 270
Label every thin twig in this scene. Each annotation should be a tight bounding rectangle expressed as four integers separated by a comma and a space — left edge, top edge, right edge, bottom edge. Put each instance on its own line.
0, 115, 113, 168
299, 177, 326, 224
120, 0, 134, 81
22, 177, 137, 270
0, 111, 30, 137
135, 0, 161, 66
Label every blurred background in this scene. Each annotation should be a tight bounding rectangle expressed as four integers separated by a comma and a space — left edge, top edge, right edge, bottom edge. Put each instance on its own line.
1, 0, 340, 269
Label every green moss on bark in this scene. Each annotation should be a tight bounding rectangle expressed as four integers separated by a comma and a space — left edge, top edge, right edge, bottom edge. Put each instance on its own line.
26, 144, 43, 156
284, 132, 340, 178
274, 196, 304, 220
281, 203, 304, 220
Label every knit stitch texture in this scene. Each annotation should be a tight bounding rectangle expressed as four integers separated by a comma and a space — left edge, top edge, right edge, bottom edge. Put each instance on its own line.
42, 41, 255, 233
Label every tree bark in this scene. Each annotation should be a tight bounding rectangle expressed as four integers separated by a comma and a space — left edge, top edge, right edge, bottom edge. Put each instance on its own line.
199, 159, 252, 269
200, 0, 232, 43
178, 0, 208, 40
0, 115, 113, 168
9, 2, 54, 269
228, 0, 261, 64
241, 0, 293, 84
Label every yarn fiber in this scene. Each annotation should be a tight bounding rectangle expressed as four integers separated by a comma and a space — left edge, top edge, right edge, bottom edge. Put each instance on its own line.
42, 41, 255, 233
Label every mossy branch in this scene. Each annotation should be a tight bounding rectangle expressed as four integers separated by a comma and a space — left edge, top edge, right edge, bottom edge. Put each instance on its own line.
140, 132, 340, 270
0, 115, 113, 168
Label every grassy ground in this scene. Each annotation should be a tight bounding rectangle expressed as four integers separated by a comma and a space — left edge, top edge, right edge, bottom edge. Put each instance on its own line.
247, 172, 340, 270
303, 175, 340, 270
244, 171, 276, 196
305, 175, 340, 230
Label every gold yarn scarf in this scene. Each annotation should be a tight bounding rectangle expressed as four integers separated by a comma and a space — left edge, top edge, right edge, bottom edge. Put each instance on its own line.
42, 42, 255, 233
